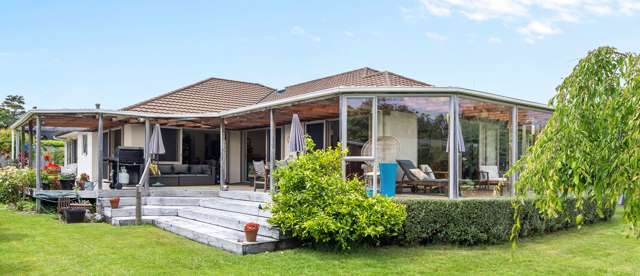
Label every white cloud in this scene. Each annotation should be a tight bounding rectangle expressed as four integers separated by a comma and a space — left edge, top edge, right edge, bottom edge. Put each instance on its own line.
488, 36, 503, 43
620, 0, 640, 15
290, 26, 321, 42
290, 26, 306, 36
413, 0, 637, 43
425, 31, 447, 41
518, 20, 562, 42
419, 0, 451, 16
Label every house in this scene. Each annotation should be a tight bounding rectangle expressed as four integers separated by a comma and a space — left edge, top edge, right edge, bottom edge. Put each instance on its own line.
9, 67, 552, 199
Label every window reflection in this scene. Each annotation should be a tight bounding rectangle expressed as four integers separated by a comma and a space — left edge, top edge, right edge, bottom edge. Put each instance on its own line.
458, 98, 513, 197
377, 97, 450, 195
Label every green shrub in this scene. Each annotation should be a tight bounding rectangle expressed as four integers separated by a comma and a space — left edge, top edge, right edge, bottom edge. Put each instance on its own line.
397, 197, 613, 246
0, 166, 36, 208
269, 138, 406, 250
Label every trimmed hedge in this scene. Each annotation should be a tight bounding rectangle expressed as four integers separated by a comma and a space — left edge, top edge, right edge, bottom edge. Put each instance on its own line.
396, 197, 614, 246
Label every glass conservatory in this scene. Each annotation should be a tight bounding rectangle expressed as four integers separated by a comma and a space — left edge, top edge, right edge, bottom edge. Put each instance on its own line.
340, 92, 551, 199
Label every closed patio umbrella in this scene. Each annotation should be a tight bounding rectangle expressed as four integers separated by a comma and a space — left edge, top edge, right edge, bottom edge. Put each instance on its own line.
148, 124, 166, 187
446, 117, 465, 153
288, 114, 305, 155
149, 124, 166, 157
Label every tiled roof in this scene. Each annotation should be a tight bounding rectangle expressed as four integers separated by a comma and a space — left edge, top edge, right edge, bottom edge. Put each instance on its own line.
259, 67, 432, 102
123, 78, 276, 114
123, 67, 431, 113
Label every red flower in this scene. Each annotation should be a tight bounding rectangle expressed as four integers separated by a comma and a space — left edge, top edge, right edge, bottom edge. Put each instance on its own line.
244, 222, 260, 232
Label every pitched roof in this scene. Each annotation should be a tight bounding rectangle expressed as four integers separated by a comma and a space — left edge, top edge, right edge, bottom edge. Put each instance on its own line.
123, 77, 276, 114
123, 67, 431, 114
259, 67, 432, 102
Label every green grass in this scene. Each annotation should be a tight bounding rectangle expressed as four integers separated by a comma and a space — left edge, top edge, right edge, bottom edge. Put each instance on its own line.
1, 207, 639, 275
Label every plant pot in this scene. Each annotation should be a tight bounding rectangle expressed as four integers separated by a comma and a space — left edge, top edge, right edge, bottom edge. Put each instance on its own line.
245, 229, 258, 242
63, 208, 86, 223
60, 179, 74, 190
110, 198, 120, 209
84, 181, 93, 191
77, 181, 85, 190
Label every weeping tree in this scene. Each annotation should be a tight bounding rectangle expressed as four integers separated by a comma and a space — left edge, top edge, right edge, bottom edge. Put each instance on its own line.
509, 46, 640, 244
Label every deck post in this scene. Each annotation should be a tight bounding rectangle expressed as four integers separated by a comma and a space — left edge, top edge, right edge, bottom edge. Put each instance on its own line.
371, 96, 378, 196
97, 110, 104, 190
219, 120, 227, 191
269, 109, 276, 193
35, 116, 42, 212
339, 95, 347, 178
448, 96, 459, 199
511, 106, 518, 195
10, 128, 15, 161
18, 128, 24, 167
144, 119, 151, 190
28, 122, 33, 168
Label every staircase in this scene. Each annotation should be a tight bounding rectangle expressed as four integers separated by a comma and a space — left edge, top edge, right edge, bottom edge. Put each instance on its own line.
99, 189, 294, 255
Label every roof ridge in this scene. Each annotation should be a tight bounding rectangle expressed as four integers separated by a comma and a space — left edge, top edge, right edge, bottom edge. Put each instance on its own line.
122, 77, 276, 111
380, 71, 432, 86
283, 67, 380, 90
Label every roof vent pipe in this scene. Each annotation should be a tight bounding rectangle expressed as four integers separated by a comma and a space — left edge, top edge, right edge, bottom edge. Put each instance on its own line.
95, 103, 101, 109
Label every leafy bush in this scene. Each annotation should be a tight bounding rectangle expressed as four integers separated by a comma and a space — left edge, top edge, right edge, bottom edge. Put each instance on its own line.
0, 166, 36, 208
397, 197, 614, 246
269, 139, 406, 250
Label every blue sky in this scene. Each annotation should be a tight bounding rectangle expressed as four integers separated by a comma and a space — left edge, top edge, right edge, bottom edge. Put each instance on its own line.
1, 0, 638, 110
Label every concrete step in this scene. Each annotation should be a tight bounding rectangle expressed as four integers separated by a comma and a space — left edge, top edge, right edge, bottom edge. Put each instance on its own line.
178, 207, 280, 239
99, 196, 206, 207
199, 197, 271, 218
153, 216, 280, 255
218, 191, 271, 202
103, 205, 181, 218
110, 216, 161, 226
148, 188, 218, 198
98, 189, 143, 198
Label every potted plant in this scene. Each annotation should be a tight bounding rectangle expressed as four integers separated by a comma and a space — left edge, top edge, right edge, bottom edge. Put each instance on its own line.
109, 196, 120, 209
77, 173, 90, 190
244, 222, 260, 242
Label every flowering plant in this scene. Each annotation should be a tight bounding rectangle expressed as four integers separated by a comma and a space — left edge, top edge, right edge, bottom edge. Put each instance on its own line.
244, 222, 260, 232
79, 173, 90, 182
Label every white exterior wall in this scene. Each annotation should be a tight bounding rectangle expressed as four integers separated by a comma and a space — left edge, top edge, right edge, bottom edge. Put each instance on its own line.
123, 124, 145, 147
228, 130, 242, 183
75, 132, 99, 184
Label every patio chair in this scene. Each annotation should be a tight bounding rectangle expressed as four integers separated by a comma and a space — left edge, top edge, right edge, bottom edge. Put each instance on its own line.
478, 165, 507, 190
252, 160, 269, 192
396, 160, 448, 195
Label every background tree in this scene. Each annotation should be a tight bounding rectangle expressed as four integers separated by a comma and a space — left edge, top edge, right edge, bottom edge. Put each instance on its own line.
509, 47, 640, 244
0, 95, 26, 128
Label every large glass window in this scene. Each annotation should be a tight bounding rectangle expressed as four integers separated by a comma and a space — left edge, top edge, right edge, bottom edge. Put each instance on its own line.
245, 128, 282, 181
378, 97, 450, 195
305, 122, 325, 150
458, 98, 513, 197
517, 108, 551, 158
326, 120, 340, 148
182, 129, 220, 165
346, 98, 373, 157
159, 128, 179, 162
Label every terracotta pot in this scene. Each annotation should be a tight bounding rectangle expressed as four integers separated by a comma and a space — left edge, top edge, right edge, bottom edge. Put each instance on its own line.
245, 229, 258, 242
109, 197, 120, 209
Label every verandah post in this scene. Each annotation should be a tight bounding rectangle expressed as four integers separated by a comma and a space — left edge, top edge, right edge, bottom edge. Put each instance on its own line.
97, 107, 104, 190
144, 119, 151, 190
219, 120, 227, 191
28, 121, 33, 168
269, 109, 275, 193
511, 106, 518, 195
448, 96, 459, 200
35, 116, 42, 212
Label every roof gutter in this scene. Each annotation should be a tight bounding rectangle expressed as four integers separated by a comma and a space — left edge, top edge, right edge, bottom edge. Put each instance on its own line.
10, 86, 552, 129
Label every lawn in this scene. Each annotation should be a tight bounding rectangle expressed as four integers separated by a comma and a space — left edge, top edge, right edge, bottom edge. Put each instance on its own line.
1, 207, 639, 275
